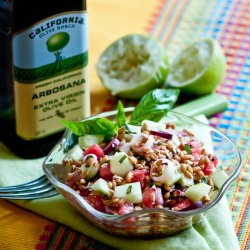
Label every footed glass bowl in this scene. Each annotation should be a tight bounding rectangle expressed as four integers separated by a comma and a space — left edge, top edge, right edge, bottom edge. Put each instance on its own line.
43, 108, 242, 238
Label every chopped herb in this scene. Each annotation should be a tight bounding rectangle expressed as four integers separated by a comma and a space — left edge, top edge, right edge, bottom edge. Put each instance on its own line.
85, 155, 93, 161
125, 131, 136, 134
184, 144, 192, 154
201, 177, 208, 184
125, 124, 136, 134
119, 155, 127, 164
126, 185, 132, 194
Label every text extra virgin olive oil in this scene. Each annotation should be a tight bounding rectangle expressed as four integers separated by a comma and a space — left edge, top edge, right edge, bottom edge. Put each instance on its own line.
0, 0, 90, 158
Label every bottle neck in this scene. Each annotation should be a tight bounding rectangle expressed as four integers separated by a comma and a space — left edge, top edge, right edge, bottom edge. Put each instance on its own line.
12, 0, 86, 32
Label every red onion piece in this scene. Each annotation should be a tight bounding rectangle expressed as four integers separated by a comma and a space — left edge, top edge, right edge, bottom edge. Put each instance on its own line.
171, 189, 184, 197
150, 130, 173, 139
180, 201, 203, 211
103, 138, 120, 154
155, 187, 164, 205
82, 154, 98, 163
66, 171, 81, 187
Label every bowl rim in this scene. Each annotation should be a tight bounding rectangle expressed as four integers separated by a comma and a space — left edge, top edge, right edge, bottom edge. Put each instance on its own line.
43, 107, 242, 220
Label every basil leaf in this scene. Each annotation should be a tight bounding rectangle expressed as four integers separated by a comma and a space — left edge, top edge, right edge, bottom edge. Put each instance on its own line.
116, 100, 126, 128
129, 88, 180, 125
61, 100, 126, 141
62, 89, 179, 140
61, 118, 117, 141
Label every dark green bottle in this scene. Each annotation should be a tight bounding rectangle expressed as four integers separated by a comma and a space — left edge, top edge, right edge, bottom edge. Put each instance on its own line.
0, 0, 89, 159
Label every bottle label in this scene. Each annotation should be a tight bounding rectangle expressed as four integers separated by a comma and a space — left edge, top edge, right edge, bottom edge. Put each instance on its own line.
12, 12, 89, 140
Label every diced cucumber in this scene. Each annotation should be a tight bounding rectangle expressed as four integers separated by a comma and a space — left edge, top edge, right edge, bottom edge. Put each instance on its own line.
78, 135, 104, 149
91, 178, 110, 196
124, 124, 142, 142
125, 124, 141, 134
210, 167, 229, 189
80, 164, 99, 180
184, 183, 211, 203
178, 173, 194, 187
141, 120, 166, 131
151, 159, 181, 186
118, 142, 131, 153
66, 145, 83, 161
209, 189, 219, 200
143, 135, 155, 148
115, 182, 142, 204
110, 152, 133, 177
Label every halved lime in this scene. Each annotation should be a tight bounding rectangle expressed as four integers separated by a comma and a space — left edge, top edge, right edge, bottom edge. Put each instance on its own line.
167, 38, 226, 96
96, 34, 169, 99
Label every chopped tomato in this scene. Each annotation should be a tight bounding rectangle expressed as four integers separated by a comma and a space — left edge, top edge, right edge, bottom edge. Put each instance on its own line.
100, 163, 113, 181
188, 140, 203, 154
118, 202, 134, 215
79, 188, 90, 197
192, 152, 200, 162
84, 144, 104, 160
210, 155, 218, 167
172, 198, 193, 210
202, 162, 214, 176
202, 166, 214, 175
142, 187, 164, 208
202, 155, 218, 176
86, 194, 105, 212
130, 169, 149, 189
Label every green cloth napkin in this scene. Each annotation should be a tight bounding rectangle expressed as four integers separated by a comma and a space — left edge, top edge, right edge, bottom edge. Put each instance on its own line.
0, 113, 239, 250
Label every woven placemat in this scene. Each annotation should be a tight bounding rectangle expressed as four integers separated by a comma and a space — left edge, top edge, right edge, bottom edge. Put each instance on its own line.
36, 1, 250, 249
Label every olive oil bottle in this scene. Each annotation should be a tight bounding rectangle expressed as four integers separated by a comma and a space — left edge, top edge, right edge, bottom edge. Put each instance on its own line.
0, 0, 89, 158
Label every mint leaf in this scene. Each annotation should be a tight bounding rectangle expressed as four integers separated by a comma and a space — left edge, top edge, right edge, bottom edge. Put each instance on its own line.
129, 88, 180, 125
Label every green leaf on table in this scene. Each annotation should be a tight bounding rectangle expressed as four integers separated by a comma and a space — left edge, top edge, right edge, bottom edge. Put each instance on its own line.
129, 88, 180, 125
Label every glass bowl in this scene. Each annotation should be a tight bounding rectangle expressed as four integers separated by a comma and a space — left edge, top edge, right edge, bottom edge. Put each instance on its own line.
42, 108, 242, 238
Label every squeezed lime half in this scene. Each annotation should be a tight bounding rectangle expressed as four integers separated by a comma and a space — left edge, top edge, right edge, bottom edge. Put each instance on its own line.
96, 34, 169, 99
167, 38, 226, 96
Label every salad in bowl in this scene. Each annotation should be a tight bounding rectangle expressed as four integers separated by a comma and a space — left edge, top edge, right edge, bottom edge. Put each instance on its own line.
43, 89, 242, 237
